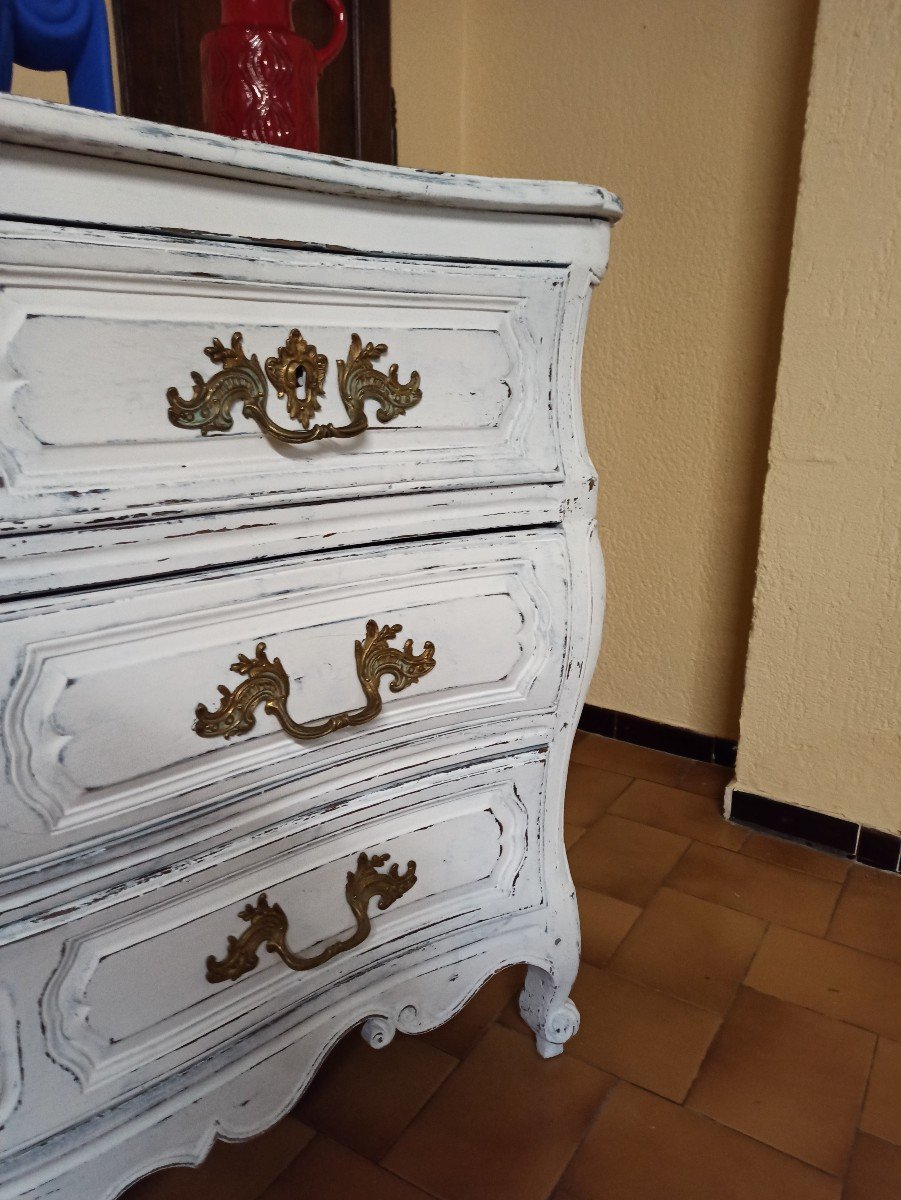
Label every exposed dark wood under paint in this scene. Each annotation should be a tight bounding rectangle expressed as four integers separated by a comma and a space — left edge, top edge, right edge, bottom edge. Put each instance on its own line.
111, 0, 395, 164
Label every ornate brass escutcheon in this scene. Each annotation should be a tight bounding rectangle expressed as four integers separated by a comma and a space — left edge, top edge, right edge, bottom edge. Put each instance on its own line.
166, 329, 422, 443
194, 620, 436, 742
206, 852, 418, 984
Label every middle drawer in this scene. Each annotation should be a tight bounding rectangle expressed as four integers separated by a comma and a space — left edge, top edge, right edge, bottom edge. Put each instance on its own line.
0, 528, 568, 877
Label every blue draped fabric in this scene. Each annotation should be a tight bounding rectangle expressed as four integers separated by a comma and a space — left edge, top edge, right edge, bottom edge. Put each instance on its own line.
1, 0, 115, 111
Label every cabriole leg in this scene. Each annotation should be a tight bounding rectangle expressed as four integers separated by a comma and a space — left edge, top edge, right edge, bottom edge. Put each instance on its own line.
518, 964, 580, 1059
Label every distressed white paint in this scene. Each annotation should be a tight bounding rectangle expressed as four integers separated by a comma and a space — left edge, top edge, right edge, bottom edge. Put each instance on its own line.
0, 530, 563, 869
0, 96, 616, 1199
0, 988, 23, 1133
0, 94, 623, 221
0, 225, 567, 532
43, 774, 531, 1094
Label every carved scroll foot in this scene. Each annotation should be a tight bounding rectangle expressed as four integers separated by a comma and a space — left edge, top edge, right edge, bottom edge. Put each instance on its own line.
518, 965, 580, 1059
360, 1016, 396, 1049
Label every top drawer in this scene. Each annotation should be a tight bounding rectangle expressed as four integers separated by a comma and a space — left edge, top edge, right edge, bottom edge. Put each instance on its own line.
0, 224, 569, 533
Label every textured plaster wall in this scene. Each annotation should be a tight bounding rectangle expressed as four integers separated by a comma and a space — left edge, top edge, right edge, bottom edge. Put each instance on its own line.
735, 0, 901, 833
393, 0, 816, 738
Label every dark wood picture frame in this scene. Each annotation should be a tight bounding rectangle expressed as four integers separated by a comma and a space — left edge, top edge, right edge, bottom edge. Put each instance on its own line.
111, 0, 395, 164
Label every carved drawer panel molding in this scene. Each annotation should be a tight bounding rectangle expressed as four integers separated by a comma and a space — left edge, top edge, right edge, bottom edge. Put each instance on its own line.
0, 988, 23, 1132
0, 755, 540, 1157
0, 529, 563, 875
0, 226, 564, 534
0, 94, 618, 1200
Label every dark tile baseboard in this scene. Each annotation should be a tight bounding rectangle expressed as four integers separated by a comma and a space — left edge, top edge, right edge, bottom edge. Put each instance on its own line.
730, 789, 901, 875
577, 705, 901, 875
578, 704, 737, 769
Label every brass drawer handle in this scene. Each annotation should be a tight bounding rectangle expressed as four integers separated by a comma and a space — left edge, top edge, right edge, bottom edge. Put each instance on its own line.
167, 329, 422, 443
206, 852, 417, 984
194, 620, 436, 742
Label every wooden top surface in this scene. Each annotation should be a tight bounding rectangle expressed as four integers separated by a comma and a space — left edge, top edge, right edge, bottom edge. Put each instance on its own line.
0, 94, 624, 223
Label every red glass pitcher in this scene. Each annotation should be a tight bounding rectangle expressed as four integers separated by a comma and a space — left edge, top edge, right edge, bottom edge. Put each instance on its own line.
201, 0, 347, 153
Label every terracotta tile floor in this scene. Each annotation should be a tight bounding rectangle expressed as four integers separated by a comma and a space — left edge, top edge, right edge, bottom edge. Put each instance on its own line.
123, 733, 901, 1200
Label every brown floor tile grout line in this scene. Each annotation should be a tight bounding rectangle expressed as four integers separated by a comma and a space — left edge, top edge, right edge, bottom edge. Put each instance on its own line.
576, 871, 899, 1041
739, 916, 773, 985
372, 1036, 471, 1174
260, 1028, 470, 1200
572, 890, 893, 1176
823, 866, 853, 939
363, 997, 570, 1193
574, 796, 870, 891
608, 776, 639, 797
251, 1126, 317, 1200
374, 1141, 446, 1200
268, 1124, 446, 1200
572, 747, 868, 884
244, 747, 900, 1197
711, 901, 901, 1045
499, 997, 854, 1190
364, 1001, 627, 1200
739, 974, 898, 1042
573, 827, 901, 1002
613, 813, 751, 856
822, 927, 901, 969
582, 960, 730, 1020
530, 980, 890, 1189
659, 836, 698, 887
679, 963, 741, 1100
850, 1036, 881, 1160
266, 946, 886, 1199
734, 915, 886, 1140
589, 761, 733, 801
538, 1072, 625, 1200
461, 990, 633, 1197
577, 749, 901, 892
662, 1080, 854, 1180
566, 827, 588, 851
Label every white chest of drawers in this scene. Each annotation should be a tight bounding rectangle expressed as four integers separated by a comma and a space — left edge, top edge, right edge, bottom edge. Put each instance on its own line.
0, 94, 621, 1200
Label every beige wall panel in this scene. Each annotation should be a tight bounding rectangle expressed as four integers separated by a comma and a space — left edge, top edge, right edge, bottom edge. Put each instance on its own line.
394, 0, 815, 737
393, 0, 466, 173
10, 66, 70, 104
736, 0, 901, 831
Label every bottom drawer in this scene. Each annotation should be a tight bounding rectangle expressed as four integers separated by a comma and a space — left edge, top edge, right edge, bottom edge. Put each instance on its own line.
1, 750, 549, 1162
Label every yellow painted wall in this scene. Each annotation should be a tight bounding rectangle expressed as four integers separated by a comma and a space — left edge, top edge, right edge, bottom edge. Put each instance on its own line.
394, 0, 816, 738
10, 0, 118, 108
734, 0, 901, 833
10, 64, 71, 105
391, 2, 465, 174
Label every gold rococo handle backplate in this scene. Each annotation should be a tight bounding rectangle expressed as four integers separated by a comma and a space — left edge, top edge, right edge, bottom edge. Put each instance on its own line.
166, 329, 422, 443
206, 852, 418, 984
194, 620, 436, 743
